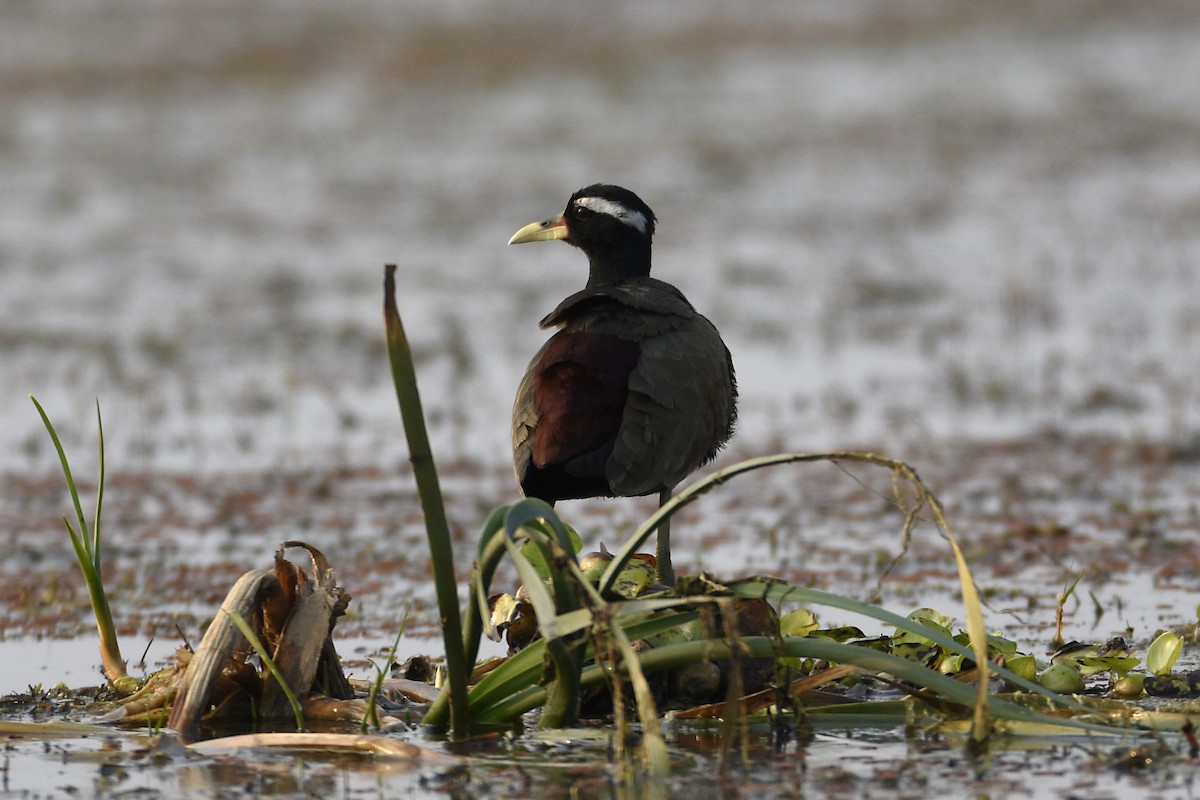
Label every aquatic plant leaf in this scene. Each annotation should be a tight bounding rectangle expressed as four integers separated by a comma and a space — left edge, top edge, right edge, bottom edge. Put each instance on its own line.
1144, 673, 1194, 697
503, 535, 569, 641
730, 581, 1096, 716
591, 451, 997, 744
468, 609, 701, 725
1074, 656, 1139, 678
1111, 673, 1145, 698
984, 634, 1019, 660
1146, 631, 1183, 676
807, 626, 868, 642
1037, 663, 1084, 693
607, 557, 658, 598
519, 522, 583, 581
779, 608, 818, 637
892, 612, 953, 649
901, 608, 955, 637
1004, 655, 1038, 683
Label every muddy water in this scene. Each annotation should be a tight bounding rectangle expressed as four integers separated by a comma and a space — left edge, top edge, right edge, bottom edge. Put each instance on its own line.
3, 1, 1200, 797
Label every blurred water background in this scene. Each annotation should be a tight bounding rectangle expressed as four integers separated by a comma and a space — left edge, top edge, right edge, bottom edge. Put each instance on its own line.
4, 0, 1199, 482
4, 6, 1200, 794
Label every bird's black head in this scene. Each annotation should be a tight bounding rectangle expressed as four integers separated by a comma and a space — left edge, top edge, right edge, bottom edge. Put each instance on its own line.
510, 184, 658, 287
563, 184, 657, 242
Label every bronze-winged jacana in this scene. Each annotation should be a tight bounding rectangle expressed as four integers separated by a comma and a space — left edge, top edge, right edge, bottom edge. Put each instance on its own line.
508, 184, 737, 585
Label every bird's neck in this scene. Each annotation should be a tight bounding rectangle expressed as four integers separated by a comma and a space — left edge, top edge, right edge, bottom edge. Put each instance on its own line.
584, 242, 653, 288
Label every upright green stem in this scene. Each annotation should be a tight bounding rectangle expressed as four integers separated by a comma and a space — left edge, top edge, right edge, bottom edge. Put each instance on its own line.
87, 401, 125, 685
383, 266, 469, 735
424, 508, 510, 728
31, 396, 128, 686
92, 399, 106, 566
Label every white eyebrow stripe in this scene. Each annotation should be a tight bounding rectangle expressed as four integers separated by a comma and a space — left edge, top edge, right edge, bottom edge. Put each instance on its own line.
575, 196, 648, 233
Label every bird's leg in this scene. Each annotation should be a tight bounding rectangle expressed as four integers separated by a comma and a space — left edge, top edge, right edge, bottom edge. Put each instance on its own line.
656, 486, 675, 587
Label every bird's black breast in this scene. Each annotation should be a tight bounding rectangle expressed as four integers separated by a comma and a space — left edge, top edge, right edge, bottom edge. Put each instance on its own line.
513, 279, 736, 502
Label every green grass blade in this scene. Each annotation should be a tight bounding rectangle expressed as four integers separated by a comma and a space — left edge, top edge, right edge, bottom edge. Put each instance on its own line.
472, 507, 511, 644
224, 609, 305, 730
92, 398, 105, 568
31, 396, 127, 686
502, 537, 566, 640
466, 635, 551, 715
472, 576, 1108, 730
30, 396, 91, 561
503, 501, 582, 625
941, 511, 990, 747
363, 607, 410, 732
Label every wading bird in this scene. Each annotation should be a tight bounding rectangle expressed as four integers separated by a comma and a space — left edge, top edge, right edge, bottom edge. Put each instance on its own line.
508, 184, 737, 585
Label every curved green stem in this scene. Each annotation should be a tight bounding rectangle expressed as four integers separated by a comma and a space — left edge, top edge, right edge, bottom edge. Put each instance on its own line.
597, 450, 993, 747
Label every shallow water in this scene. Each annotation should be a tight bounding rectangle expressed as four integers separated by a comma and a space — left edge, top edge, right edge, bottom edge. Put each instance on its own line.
0, 706, 1193, 800
4, 1, 1200, 796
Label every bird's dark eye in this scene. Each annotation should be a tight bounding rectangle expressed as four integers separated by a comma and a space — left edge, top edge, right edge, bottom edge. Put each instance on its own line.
572, 205, 592, 219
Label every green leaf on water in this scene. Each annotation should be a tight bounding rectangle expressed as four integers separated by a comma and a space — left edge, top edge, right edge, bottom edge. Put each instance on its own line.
1146, 631, 1183, 676
1038, 663, 1084, 694
779, 608, 818, 637
1076, 655, 1140, 678
892, 608, 954, 647
1005, 654, 1038, 683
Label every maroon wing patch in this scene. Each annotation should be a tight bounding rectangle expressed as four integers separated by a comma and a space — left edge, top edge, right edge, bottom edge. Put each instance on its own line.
531, 331, 639, 471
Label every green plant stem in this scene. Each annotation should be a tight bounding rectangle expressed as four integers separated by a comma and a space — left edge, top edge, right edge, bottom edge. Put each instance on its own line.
424, 508, 509, 728
463, 607, 700, 719
364, 608, 411, 732
383, 266, 469, 735
31, 396, 127, 686
476, 636, 1119, 734
462, 510, 510, 668
92, 398, 105, 568
597, 450, 992, 747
